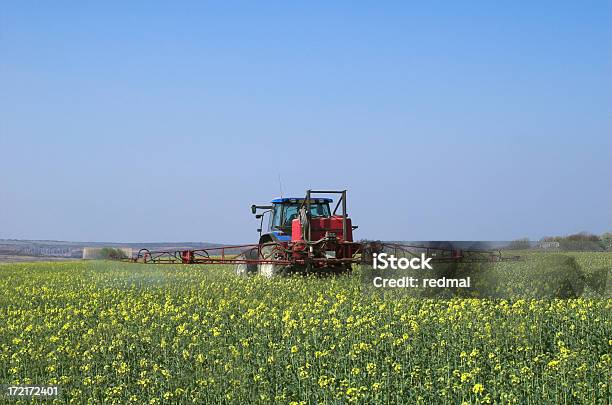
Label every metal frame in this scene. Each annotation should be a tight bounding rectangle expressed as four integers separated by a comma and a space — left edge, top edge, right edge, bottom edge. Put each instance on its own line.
302, 190, 347, 243
128, 241, 516, 266
130, 242, 361, 266
374, 242, 508, 263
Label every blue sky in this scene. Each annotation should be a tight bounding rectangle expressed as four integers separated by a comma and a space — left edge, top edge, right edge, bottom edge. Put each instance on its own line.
1, 1, 610, 243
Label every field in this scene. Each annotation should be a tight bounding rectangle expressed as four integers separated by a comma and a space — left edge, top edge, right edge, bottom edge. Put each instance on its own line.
1, 253, 610, 404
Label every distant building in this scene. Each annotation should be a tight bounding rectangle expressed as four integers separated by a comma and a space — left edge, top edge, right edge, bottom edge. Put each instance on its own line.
539, 241, 560, 249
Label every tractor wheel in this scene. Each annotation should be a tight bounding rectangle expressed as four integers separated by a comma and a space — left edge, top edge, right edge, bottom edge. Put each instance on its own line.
235, 248, 258, 277
258, 244, 286, 278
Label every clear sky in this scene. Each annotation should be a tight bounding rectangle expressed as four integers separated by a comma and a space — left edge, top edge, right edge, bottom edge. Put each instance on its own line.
1, 1, 610, 243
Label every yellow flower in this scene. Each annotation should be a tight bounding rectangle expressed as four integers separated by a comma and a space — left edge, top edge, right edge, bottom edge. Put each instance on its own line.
318, 375, 332, 388
472, 383, 484, 395
117, 362, 128, 374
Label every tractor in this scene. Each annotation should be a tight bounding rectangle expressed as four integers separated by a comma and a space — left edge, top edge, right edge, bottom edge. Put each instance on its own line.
235, 190, 360, 277
131, 189, 512, 282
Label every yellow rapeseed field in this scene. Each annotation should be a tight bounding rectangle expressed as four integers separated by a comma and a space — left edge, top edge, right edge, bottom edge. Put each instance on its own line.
0, 253, 610, 404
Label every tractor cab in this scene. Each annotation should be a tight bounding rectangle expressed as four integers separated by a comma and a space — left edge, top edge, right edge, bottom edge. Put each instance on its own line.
253, 198, 332, 243
251, 190, 356, 245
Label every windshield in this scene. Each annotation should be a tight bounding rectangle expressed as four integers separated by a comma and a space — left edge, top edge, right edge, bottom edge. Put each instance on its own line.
272, 203, 331, 229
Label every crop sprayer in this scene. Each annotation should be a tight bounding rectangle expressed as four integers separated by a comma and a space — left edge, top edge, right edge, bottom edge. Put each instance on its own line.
130, 190, 514, 277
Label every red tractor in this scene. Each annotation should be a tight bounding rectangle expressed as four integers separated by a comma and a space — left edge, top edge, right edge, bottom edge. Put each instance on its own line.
236, 190, 361, 276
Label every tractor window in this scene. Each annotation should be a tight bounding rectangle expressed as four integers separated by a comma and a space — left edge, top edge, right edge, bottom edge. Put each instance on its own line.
272, 205, 283, 229
272, 202, 332, 229
283, 206, 299, 227
310, 203, 331, 217
283, 203, 331, 226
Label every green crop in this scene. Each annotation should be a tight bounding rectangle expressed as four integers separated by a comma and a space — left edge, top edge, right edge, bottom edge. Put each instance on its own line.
0, 253, 610, 404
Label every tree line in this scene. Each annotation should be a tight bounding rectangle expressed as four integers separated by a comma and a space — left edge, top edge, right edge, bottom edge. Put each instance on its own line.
509, 232, 612, 251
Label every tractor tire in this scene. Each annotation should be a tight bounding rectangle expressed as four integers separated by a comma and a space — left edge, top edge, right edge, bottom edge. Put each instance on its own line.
235, 248, 258, 277
258, 244, 286, 278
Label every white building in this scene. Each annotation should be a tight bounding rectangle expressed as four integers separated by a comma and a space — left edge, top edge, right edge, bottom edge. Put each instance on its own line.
539, 241, 560, 249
